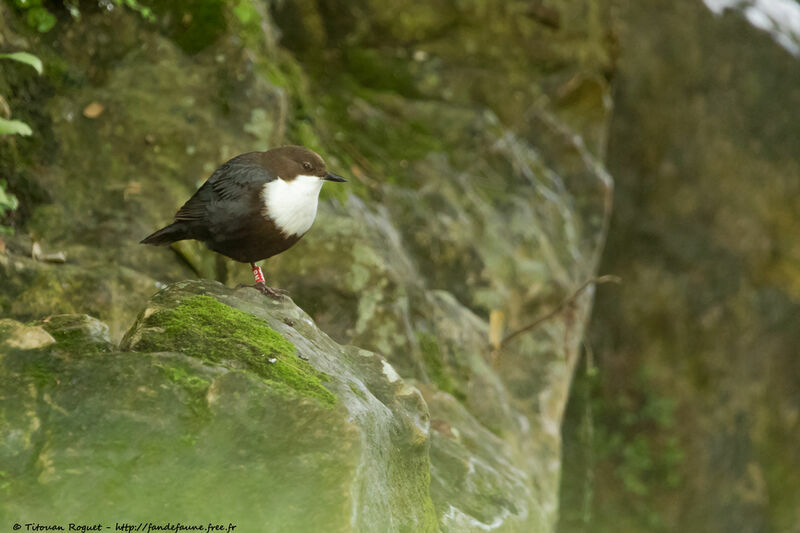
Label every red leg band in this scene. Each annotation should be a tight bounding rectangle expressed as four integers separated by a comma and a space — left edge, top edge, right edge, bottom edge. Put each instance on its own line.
252, 265, 265, 284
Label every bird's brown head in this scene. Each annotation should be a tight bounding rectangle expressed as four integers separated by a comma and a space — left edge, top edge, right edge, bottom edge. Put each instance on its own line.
264, 145, 346, 182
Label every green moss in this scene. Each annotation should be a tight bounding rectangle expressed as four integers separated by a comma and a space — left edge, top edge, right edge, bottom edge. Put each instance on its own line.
48, 330, 101, 355
156, 362, 210, 393
418, 332, 464, 401
231, 0, 267, 52
146, 0, 228, 54
0, 470, 9, 497
348, 382, 367, 400
40, 321, 83, 346
19, 351, 61, 388
37, 315, 114, 356
342, 48, 420, 97
138, 295, 336, 406
313, 80, 446, 171
153, 361, 212, 423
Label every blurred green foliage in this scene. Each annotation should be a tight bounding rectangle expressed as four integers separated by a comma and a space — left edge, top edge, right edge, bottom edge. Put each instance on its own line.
144, 0, 227, 53
0, 180, 19, 234
0, 50, 41, 232
560, 2, 800, 531
561, 359, 687, 533
599, 386, 685, 497
113, 0, 154, 21
10, 0, 154, 33
0, 50, 41, 137
12, 0, 56, 32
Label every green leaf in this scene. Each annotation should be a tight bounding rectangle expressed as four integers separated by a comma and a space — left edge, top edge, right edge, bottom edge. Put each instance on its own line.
26, 6, 56, 33
0, 118, 33, 136
0, 52, 43, 75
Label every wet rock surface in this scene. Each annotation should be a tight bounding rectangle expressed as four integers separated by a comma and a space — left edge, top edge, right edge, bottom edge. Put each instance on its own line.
1, 281, 436, 531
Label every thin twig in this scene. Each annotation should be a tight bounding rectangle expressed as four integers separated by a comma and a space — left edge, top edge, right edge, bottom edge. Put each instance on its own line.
498, 275, 621, 349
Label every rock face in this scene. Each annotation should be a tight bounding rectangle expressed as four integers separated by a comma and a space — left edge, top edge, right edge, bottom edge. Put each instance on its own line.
2, 281, 435, 531
0, 276, 607, 532
0, 1, 613, 531
0, 277, 601, 532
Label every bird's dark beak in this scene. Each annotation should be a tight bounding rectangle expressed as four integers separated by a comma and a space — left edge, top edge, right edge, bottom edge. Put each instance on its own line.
324, 171, 347, 182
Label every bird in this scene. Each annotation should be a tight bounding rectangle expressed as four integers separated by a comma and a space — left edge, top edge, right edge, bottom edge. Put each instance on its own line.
140, 145, 346, 298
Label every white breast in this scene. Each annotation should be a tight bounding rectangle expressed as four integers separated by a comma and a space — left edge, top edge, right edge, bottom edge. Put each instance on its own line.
262, 175, 324, 236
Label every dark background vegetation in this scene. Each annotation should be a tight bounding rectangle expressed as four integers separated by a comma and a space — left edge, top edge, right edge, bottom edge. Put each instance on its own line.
559, 2, 800, 533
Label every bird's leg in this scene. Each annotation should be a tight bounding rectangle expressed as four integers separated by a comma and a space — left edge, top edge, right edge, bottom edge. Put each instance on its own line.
240, 262, 287, 299
251, 262, 265, 284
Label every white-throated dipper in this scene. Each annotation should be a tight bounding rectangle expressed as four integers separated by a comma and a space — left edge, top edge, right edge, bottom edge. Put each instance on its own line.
141, 145, 346, 298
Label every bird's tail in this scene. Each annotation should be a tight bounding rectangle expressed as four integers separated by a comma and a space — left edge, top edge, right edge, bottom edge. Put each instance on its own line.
140, 222, 189, 246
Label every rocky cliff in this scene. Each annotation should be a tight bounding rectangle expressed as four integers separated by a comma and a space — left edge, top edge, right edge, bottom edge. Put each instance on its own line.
0, 1, 612, 531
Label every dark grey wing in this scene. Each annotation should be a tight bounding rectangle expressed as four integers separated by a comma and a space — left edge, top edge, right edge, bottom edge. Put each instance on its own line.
174, 153, 275, 222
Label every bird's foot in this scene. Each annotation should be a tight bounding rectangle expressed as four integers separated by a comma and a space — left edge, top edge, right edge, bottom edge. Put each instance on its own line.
237, 282, 287, 299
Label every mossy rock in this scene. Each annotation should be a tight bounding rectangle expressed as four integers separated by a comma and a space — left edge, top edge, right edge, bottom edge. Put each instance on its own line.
36, 314, 115, 355
421, 386, 548, 533
123, 292, 336, 406
0, 280, 437, 531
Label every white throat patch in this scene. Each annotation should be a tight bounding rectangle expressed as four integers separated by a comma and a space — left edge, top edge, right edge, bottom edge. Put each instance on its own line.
262, 175, 324, 236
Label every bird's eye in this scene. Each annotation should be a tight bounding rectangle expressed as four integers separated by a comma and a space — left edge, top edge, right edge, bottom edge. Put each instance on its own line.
303, 162, 312, 171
